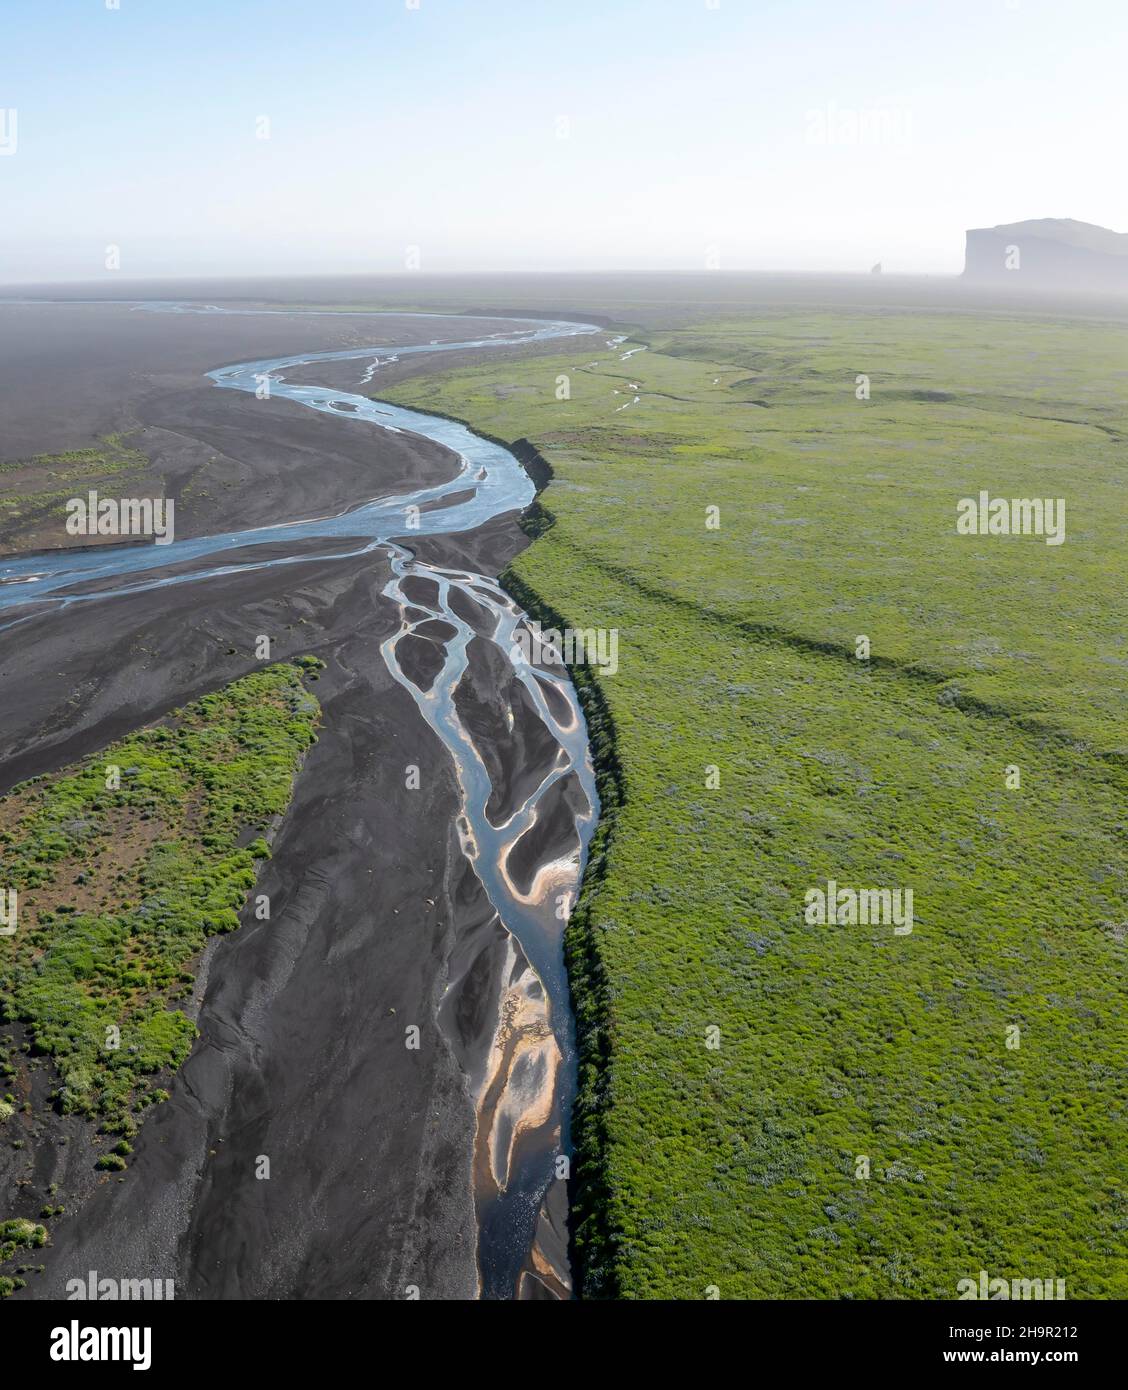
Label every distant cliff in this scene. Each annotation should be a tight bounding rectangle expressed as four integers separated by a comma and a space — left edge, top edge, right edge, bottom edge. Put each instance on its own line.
963, 219, 1128, 290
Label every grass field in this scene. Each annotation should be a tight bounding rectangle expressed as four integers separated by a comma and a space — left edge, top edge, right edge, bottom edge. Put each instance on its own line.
0, 662, 321, 1294
379, 303, 1128, 1298
0, 434, 159, 553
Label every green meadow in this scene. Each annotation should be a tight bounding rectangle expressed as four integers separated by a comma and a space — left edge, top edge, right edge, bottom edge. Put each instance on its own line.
379, 304, 1128, 1298
0, 665, 320, 1142
0, 435, 155, 552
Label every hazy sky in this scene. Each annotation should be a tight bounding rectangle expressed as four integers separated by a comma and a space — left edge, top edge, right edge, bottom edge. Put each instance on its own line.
1, 0, 1124, 281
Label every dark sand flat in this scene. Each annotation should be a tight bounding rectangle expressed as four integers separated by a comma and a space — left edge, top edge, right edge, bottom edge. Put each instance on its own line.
0, 301, 573, 1299
1, 531, 550, 1299
0, 303, 548, 554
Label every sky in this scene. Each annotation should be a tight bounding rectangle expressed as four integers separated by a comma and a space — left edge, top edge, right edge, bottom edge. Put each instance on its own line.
1, 0, 1125, 282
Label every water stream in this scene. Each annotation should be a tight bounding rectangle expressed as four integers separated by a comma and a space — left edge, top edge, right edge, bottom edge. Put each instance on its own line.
0, 307, 602, 1298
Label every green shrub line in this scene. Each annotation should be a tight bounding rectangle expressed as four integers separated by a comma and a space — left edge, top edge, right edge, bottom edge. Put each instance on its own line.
0, 663, 321, 1134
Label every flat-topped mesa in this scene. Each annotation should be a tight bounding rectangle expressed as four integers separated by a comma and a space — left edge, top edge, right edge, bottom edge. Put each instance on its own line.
963, 218, 1128, 291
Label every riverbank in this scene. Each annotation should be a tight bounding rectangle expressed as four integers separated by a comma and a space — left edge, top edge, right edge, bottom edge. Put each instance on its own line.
0, 302, 588, 556
0, 306, 602, 1299
409, 419, 628, 1296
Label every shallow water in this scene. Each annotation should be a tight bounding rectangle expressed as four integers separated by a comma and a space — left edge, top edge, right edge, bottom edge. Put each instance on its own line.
0, 306, 602, 1298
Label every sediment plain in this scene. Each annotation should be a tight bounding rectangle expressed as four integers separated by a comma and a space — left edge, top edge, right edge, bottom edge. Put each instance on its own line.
0, 298, 594, 1299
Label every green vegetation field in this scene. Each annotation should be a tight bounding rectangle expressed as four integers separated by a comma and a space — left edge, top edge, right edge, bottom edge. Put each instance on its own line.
0, 663, 320, 1293
379, 304, 1128, 1298
0, 434, 157, 553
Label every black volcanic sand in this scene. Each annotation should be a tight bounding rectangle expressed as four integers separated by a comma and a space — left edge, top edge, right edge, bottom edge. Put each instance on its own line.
534, 673, 574, 727
454, 635, 563, 827
400, 575, 441, 609
519, 1174, 572, 1299
0, 302, 578, 1300
446, 584, 494, 633
395, 632, 447, 694
0, 304, 541, 553
504, 772, 587, 900
0, 535, 547, 1299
